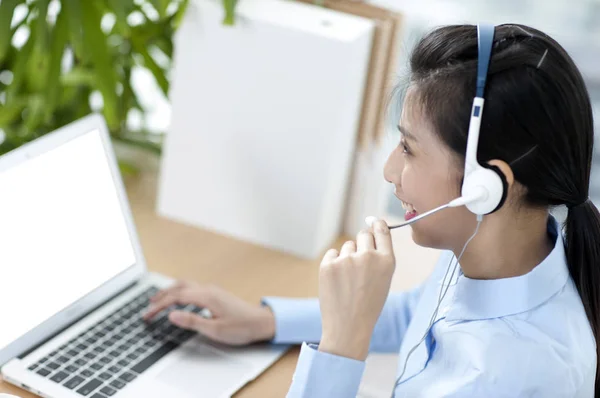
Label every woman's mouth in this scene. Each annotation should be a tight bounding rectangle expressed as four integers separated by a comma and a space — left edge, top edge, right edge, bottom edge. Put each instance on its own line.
401, 201, 418, 221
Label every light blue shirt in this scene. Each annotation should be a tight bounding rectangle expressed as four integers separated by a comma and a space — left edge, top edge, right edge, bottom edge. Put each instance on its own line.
262, 217, 596, 397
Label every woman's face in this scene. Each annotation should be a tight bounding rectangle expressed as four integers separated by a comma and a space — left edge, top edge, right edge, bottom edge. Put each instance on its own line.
384, 87, 477, 249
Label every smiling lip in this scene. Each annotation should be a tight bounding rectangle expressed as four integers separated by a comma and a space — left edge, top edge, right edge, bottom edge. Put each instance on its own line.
405, 210, 418, 221
394, 191, 418, 221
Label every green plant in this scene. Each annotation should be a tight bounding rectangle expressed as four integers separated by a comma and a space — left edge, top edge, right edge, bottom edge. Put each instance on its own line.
0, 0, 240, 169
0, 0, 194, 160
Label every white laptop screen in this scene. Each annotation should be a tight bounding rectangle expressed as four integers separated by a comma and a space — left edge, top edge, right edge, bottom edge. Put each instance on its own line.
0, 129, 136, 352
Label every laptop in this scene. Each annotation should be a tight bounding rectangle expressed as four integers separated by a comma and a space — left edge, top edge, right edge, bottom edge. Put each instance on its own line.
0, 114, 289, 398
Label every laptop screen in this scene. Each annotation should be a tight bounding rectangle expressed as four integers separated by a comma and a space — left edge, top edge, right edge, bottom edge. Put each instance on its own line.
0, 129, 136, 351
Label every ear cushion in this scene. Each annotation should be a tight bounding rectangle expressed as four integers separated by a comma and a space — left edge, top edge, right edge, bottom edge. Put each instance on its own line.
481, 164, 508, 214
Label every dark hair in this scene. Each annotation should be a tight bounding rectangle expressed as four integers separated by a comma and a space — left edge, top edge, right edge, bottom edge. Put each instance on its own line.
408, 24, 600, 393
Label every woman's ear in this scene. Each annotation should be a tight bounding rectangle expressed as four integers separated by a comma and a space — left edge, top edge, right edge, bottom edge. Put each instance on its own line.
487, 159, 514, 187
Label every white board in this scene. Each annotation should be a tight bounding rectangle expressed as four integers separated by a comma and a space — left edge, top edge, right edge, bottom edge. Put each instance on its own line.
158, 0, 374, 258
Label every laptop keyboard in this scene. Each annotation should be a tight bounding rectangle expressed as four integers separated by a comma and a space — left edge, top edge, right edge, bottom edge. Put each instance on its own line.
27, 286, 201, 397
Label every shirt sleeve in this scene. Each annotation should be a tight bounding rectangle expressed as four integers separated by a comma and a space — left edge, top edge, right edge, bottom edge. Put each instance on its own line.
285, 343, 366, 398
262, 285, 424, 352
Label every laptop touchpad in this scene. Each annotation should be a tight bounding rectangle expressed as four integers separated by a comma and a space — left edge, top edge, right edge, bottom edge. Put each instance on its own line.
156, 342, 254, 397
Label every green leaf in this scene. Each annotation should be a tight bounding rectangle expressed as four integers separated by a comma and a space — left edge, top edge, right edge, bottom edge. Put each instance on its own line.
60, 67, 96, 87
151, 0, 170, 19
0, 0, 19, 64
24, 94, 46, 132
131, 39, 169, 96
172, 0, 189, 30
131, 20, 164, 44
154, 37, 173, 59
222, 0, 237, 26
106, 0, 132, 37
0, 97, 29, 128
45, 7, 69, 121
6, 33, 34, 98
81, 0, 119, 131
26, 45, 50, 92
62, 0, 85, 61
117, 159, 140, 177
35, 0, 50, 49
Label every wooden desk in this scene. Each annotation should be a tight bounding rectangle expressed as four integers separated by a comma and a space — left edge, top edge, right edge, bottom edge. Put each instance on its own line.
0, 172, 343, 397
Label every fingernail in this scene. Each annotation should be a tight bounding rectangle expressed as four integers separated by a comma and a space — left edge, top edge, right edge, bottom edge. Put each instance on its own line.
375, 221, 388, 234
142, 305, 155, 317
169, 311, 184, 323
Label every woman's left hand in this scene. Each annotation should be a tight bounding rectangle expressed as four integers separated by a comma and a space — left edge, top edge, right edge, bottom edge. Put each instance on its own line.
318, 219, 396, 361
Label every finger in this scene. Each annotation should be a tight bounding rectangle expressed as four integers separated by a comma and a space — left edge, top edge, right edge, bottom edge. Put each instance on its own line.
356, 229, 375, 252
143, 293, 180, 320
373, 220, 393, 254
321, 248, 339, 264
169, 311, 220, 339
144, 287, 208, 321
150, 281, 186, 302
339, 240, 356, 257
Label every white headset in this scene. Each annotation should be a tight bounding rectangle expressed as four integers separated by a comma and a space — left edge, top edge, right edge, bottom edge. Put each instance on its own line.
451, 24, 507, 215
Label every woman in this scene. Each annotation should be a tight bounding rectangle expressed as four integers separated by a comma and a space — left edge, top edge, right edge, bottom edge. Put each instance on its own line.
144, 24, 599, 397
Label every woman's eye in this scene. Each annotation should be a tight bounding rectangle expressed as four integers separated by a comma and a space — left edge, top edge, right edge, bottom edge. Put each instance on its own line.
400, 139, 410, 155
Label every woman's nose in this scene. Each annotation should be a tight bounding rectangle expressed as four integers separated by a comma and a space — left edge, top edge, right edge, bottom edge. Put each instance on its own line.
383, 149, 403, 185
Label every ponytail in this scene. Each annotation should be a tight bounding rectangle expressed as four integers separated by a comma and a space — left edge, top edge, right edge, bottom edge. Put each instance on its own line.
565, 199, 600, 394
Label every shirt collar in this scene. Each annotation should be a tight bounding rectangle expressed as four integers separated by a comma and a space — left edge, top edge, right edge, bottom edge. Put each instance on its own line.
446, 215, 570, 321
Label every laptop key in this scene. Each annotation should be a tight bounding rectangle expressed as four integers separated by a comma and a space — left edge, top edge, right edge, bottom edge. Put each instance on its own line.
47, 362, 60, 370
94, 346, 106, 353
75, 358, 88, 366
28, 364, 39, 371
100, 356, 112, 364
57, 355, 70, 363
126, 353, 138, 360
109, 379, 126, 389
91, 393, 107, 398
86, 337, 98, 345
50, 371, 69, 383
117, 359, 129, 367
77, 344, 88, 351
66, 365, 79, 373
37, 368, 51, 377
91, 363, 104, 371
81, 369, 95, 377
98, 372, 112, 381
38, 356, 49, 363
64, 375, 85, 389
67, 349, 79, 357
85, 352, 97, 360
100, 386, 117, 396
49, 350, 58, 357
108, 366, 121, 374
131, 341, 178, 374
76, 378, 103, 396
108, 350, 121, 358
118, 372, 136, 382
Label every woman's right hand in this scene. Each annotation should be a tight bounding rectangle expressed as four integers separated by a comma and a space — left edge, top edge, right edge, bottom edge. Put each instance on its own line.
142, 281, 276, 346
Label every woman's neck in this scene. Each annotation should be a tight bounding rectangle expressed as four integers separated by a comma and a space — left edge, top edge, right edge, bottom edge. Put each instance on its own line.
455, 210, 554, 280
